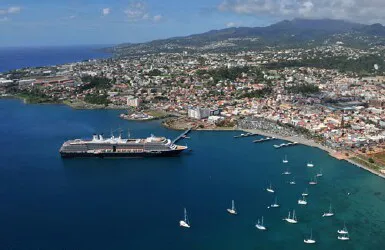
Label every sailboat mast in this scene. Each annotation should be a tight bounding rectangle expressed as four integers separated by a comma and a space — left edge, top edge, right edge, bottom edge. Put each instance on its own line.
184, 208, 187, 221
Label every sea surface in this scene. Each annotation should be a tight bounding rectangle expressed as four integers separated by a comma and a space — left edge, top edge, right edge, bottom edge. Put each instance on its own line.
0, 99, 385, 250
0, 45, 111, 73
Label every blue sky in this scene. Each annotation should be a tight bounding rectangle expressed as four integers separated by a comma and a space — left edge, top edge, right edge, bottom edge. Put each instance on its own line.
0, 0, 277, 47
0, 0, 384, 47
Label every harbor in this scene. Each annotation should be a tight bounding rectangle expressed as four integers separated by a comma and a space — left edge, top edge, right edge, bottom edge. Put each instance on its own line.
273, 142, 299, 149
233, 132, 258, 138
2, 99, 385, 250
253, 137, 277, 143
172, 128, 192, 144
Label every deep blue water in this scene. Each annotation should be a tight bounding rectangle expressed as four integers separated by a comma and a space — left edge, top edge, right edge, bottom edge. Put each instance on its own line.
0, 45, 111, 73
0, 99, 385, 250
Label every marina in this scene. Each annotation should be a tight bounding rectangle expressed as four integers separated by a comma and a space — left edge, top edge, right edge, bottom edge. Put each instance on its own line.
252, 137, 276, 143
273, 142, 299, 149
233, 132, 258, 138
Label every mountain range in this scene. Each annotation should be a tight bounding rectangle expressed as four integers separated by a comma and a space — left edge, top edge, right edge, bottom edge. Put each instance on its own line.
109, 19, 385, 56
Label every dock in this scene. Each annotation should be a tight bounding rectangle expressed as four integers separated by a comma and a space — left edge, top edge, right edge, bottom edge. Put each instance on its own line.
273, 142, 299, 149
172, 128, 192, 144
252, 137, 276, 143
234, 132, 258, 138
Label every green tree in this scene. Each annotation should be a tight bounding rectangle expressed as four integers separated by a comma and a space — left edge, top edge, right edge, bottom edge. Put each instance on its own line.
84, 94, 110, 105
80, 76, 112, 90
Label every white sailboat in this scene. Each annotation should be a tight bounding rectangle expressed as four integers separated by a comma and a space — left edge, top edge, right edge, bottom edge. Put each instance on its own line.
302, 188, 309, 197
266, 183, 275, 193
289, 177, 296, 185
227, 200, 237, 215
255, 216, 267, 230
283, 210, 298, 224
316, 169, 323, 177
271, 197, 280, 208
322, 204, 334, 217
304, 229, 316, 244
309, 176, 318, 185
179, 208, 190, 228
337, 223, 349, 234
307, 161, 314, 168
282, 155, 288, 164
298, 195, 307, 205
282, 168, 291, 175
338, 233, 350, 241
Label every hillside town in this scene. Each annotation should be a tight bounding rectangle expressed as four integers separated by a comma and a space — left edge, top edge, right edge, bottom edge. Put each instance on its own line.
2, 44, 385, 173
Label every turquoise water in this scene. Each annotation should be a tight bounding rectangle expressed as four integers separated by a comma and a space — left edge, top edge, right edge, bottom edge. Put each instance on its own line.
0, 98, 384, 249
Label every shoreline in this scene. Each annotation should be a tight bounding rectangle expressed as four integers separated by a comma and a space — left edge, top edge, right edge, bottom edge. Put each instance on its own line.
346, 158, 385, 179
1, 97, 384, 179
241, 128, 385, 179
242, 128, 335, 155
2, 96, 127, 110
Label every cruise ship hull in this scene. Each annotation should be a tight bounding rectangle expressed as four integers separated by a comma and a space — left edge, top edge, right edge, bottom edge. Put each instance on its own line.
60, 149, 185, 158
60, 133, 188, 159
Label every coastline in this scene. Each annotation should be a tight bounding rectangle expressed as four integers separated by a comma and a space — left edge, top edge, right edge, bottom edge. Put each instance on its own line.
2, 96, 384, 179
1, 96, 127, 110
242, 128, 335, 155
242, 128, 385, 179
346, 158, 385, 179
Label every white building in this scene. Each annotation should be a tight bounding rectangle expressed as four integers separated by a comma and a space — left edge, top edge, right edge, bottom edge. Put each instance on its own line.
0, 79, 14, 87
188, 107, 220, 119
18, 79, 36, 86
127, 96, 141, 107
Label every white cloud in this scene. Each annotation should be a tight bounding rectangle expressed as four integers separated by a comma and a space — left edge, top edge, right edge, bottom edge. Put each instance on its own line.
218, 0, 385, 24
8, 6, 21, 14
102, 8, 111, 16
226, 22, 238, 27
0, 6, 21, 15
298, 1, 314, 17
124, 1, 149, 21
153, 14, 163, 22
124, 1, 163, 23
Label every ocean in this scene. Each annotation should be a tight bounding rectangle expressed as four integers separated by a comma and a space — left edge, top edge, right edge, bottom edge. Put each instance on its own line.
0, 98, 384, 249
0, 45, 111, 73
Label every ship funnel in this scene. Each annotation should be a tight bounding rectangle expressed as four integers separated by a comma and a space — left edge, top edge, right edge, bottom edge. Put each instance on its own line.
99, 134, 104, 140
92, 134, 98, 141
